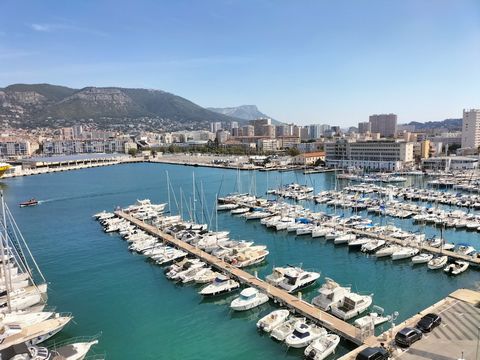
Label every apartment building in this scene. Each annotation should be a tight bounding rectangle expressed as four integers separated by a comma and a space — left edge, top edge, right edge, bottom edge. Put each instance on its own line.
325, 139, 414, 171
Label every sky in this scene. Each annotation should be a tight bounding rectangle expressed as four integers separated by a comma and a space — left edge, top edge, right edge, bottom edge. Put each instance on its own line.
1, 0, 479, 126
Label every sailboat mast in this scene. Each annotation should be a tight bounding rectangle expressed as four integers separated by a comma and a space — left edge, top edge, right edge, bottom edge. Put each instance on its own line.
192, 172, 196, 223
0, 191, 12, 312
166, 171, 171, 214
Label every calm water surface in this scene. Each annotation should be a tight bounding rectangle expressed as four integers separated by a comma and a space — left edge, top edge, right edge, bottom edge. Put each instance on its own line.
1, 163, 478, 359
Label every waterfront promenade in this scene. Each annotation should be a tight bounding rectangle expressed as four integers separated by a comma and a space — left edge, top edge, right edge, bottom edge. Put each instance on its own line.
115, 210, 366, 346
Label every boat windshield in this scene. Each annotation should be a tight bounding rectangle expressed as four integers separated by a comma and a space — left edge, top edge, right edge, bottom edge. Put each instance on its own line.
284, 275, 298, 285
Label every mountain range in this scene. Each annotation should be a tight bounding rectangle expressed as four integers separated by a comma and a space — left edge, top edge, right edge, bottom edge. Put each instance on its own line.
207, 104, 280, 124
0, 83, 244, 130
404, 118, 462, 131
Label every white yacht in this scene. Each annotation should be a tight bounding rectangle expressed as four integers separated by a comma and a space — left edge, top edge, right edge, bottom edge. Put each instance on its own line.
427, 255, 448, 270
361, 239, 385, 253
391, 247, 419, 260
304, 333, 341, 360
347, 237, 371, 249
374, 244, 402, 258
270, 316, 303, 341
230, 288, 269, 311
354, 307, 391, 328
256, 309, 290, 332
330, 292, 372, 320
278, 268, 320, 293
311, 226, 331, 238
311, 278, 351, 311
199, 275, 240, 296
284, 322, 327, 348
455, 245, 476, 256
265, 267, 289, 286
194, 268, 219, 284
411, 253, 433, 264
333, 233, 355, 245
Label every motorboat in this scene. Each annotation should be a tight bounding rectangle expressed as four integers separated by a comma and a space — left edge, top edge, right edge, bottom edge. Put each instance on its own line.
375, 245, 402, 258
284, 322, 327, 348
348, 237, 371, 249
230, 248, 269, 268
217, 203, 238, 211
265, 267, 289, 286
427, 255, 448, 270
53, 339, 99, 360
361, 239, 385, 253
411, 253, 433, 264
354, 308, 391, 328
199, 274, 240, 296
311, 278, 351, 311
444, 261, 469, 275
231, 207, 250, 215
230, 287, 269, 311
391, 247, 419, 260
455, 245, 476, 256
194, 268, 219, 284
311, 226, 331, 238
333, 234, 355, 245
278, 268, 320, 293
304, 333, 341, 360
330, 292, 373, 320
270, 316, 303, 341
19, 198, 39, 208
256, 309, 290, 332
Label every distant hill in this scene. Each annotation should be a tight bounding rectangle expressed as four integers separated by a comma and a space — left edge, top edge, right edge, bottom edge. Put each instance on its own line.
404, 118, 462, 131
0, 83, 243, 130
207, 105, 283, 124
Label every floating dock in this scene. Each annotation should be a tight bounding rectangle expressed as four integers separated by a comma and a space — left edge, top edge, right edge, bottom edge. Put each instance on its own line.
115, 210, 368, 346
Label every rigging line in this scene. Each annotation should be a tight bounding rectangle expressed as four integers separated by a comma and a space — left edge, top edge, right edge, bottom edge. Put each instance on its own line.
4, 202, 46, 282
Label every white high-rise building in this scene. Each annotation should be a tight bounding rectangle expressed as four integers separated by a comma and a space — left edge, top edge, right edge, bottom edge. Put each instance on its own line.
461, 109, 480, 149
210, 122, 222, 133
369, 114, 397, 137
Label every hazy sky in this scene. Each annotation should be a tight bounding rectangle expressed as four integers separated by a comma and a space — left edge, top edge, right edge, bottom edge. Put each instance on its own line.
1, 0, 479, 126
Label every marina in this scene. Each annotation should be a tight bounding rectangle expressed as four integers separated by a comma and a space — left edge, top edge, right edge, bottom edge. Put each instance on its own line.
1, 162, 479, 359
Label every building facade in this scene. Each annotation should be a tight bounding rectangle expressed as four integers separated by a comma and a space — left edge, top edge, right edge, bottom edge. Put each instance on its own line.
461, 109, 480, 150
0, 139, 35, 157
369, 114, 397, 137
325, 139, 414, 171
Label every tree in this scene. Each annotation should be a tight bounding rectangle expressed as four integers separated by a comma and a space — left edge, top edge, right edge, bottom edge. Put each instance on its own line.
128, 148, 138, 157
286, 147, 300, 157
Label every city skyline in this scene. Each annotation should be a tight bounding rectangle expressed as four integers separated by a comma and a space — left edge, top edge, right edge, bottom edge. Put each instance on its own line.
1, 0, 479, 126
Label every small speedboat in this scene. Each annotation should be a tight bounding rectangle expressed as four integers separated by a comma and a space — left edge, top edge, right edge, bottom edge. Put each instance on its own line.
427, 255, 448, 270
256, 309, 290, 332
444, 261, 469, 275
199, 275, 239, 296
19, 198, 38, 207
304, 333, 340, 360
411, 253, 433, 264
354, 311, 391, 328
285, 322, 327, 348
230, 287, 269, 311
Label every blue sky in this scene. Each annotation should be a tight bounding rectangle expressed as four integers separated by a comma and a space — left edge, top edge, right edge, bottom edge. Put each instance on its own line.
1, 0, 479, 126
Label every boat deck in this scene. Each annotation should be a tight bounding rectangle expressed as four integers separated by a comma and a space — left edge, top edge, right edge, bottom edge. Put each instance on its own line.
115, 211, 366, 345
338, 288, 480, 359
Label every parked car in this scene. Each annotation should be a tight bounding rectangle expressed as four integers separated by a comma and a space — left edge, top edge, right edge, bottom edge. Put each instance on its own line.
355, 346, 390, 360
395, 327, 423, 347
416, 313, 441, 332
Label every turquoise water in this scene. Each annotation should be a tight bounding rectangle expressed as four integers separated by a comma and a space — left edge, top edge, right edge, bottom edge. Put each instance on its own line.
1, 163, 479, 359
